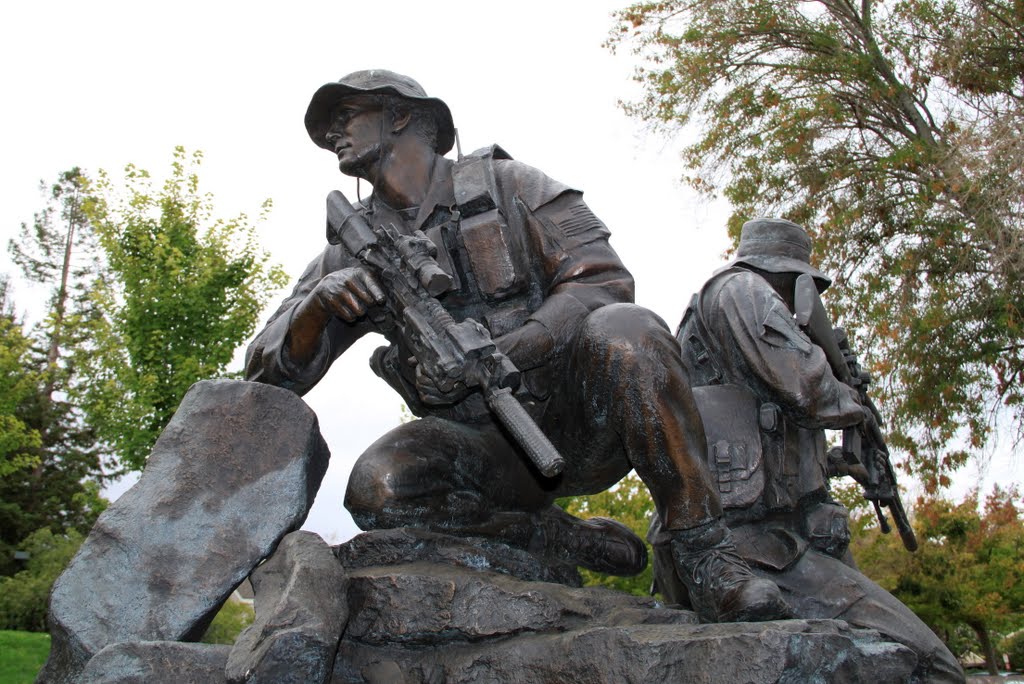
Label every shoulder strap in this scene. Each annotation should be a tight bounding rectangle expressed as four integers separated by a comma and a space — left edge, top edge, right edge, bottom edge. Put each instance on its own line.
452, 144, 512, 218
675, 270, 740, 387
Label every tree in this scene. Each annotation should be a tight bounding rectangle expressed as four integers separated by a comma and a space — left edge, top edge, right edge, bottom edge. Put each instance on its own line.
559, 471, 655, 596
0, 278, 101, 578
8, 168, 100, 398
852, 486, 1024, 674
609, 0, 1024, 486
0, 278, 42, 481
2, 171, 108, 577
79, 147, 288, 472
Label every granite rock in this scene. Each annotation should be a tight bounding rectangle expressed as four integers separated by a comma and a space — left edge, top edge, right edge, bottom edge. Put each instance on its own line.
38, 380, 330, 683
337, 527, 582, 587
78, 642, 230, 684
43, 526, 919, 683
226, 531, 348, 684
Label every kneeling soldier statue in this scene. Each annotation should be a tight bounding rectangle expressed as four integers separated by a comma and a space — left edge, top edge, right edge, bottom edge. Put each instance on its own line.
654, 217, 964, 681
246, 70, 791, 623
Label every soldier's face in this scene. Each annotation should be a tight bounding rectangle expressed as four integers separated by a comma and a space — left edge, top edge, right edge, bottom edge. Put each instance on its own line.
326, 96, 386, 177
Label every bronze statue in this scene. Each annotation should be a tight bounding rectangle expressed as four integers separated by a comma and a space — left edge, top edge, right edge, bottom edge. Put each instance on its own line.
654, 218, 963, 681
245, 70, 790, 623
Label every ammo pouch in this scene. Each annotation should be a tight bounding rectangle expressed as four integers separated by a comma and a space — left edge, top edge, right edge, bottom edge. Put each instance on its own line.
691, 384, 765, 508
452, 146, 526, 302
802, 501, 851, 559
676, 294, 723, 387
679, 283, 796, 511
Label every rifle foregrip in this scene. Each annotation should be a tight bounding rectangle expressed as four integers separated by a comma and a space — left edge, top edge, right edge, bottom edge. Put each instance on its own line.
486, 387, 565, 478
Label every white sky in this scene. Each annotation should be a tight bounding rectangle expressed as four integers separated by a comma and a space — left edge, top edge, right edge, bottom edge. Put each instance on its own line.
1, 1, 1016, 543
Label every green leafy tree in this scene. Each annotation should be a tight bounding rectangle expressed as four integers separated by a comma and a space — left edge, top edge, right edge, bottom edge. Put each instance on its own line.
0, 278, 42, 481
0, 528, 83, 632
0, 280, 96, 578
79, 147, 288, 471
609, 0, 1024, 486
852, 486, 1024, 674
559, 471, 655, 596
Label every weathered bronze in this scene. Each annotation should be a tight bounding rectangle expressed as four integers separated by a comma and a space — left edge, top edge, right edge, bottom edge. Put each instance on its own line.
245, 69, 789, 623
656, 217, 963, 681
793, 273, 918, 551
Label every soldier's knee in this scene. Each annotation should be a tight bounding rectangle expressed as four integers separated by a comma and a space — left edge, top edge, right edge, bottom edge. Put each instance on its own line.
578, 304, 677, 368
581, 303, 667, 341
344, 447, 400, 530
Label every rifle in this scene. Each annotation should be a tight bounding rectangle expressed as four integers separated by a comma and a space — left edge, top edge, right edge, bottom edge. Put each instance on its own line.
325, 189, 565, 478
793, 273, 918, 551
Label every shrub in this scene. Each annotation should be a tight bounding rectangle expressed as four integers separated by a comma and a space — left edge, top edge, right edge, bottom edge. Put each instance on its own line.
201, 599, 255, 645
0, 529, 82, 632
1004, 631, 1024, 672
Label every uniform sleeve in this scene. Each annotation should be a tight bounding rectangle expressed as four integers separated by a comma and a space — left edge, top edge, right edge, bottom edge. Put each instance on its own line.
244, 245, 370, 394
705, 271, 862, 429
491, 161, 634, 369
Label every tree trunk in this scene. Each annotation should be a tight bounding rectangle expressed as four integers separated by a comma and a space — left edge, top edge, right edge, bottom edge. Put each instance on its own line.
44, 188, 79, 400
970, 620, 1000, 676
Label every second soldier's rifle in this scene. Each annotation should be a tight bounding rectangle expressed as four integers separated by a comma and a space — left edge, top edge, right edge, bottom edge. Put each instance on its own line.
325, 189, 565, 478
794, 273, 918, 552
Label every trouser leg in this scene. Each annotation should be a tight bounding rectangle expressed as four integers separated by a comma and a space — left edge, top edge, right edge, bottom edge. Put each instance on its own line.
764, 548, 964, 683
344, 415, 550, 539
348, 304, 720, 533
552, 303, 790, 621
343, 413, 647, 575
553, 303, 721, 530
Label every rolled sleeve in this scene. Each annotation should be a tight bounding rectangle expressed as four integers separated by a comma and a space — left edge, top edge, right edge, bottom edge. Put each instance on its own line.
244, 245, 366, 395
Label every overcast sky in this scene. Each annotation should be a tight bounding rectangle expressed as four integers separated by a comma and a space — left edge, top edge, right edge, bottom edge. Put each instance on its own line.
2, 1, 1016, 542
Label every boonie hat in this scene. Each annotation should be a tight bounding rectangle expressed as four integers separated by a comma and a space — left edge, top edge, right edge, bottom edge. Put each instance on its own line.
730, 218, 831, 290
305, 69, 455, 155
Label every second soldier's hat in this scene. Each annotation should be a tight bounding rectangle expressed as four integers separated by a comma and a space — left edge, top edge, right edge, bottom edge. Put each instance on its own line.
304, 69, 455, 155
728, 218, 831, 290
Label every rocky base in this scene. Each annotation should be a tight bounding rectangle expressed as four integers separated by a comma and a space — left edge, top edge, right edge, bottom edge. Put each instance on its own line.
57, 528, 919, 684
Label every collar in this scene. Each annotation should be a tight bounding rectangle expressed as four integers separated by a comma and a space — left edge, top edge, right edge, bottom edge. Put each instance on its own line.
364, 155, 452, 232
365, 155, 455, 232
412, 156, 455, 231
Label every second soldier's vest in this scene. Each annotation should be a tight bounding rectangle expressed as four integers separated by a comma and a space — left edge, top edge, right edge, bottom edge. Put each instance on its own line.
676, 272, 800, 513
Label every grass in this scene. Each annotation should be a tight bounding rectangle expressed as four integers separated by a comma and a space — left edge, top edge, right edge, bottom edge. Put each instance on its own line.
0, 630, 49, 684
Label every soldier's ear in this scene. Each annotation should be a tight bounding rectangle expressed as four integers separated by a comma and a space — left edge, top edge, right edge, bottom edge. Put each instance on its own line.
391, 109, 413, 135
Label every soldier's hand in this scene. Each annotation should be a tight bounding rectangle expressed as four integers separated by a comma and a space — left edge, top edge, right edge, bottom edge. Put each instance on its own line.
827, 446, 870, 486
313, 267, 386, 322
412, 360, 471, 406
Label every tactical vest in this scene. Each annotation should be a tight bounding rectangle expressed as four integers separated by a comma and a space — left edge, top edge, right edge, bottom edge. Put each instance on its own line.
444, 145, 538, 338
368, 145, 542, 420
676, 273, 798, 513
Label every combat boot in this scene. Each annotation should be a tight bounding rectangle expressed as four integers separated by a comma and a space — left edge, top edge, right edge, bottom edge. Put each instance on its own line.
531, 506, 648, 576
671, 521, 792, 623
